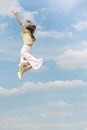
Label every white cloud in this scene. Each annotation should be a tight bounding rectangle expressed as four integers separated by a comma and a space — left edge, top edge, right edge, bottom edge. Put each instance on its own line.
72, 21, 87, 31
36, 30, 73, 39
0, 117, 87, 130
0, 0, 21, 16
0, 116, 25, 123
40, 111, 74, 118
0, 80, 86, 96
36, 25, 43, 30
22, 10, 38, 23
10, 121, 87, 130
0, 0, 36, 23
52, 101, 72, 108
36, 30, 64, 39
77, 41, 87, 49
51, 101, 87, 108
65, 32, 74, 38
26, 121, 87, 129
47, 0, 83, 13
57, 48, 87, 70
83, 94, 87, 97
0, 23, 8, 29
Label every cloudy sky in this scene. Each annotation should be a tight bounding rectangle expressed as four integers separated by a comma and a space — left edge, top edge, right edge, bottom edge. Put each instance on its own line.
0, 0, 87, 130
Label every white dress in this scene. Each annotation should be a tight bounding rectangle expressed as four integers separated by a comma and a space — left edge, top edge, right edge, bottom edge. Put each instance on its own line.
20, 45, 43, 70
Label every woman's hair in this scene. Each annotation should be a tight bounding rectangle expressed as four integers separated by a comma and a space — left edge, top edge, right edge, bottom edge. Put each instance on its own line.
26, 25, 36, 41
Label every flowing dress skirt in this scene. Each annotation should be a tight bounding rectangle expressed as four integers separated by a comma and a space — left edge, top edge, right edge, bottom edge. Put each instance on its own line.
20, 45, 43, 70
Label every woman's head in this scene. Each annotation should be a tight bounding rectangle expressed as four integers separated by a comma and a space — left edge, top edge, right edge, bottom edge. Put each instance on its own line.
26, 25, 36, 41
26, 25, 36, 34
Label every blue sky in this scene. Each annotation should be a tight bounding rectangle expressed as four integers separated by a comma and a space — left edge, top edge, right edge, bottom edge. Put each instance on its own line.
0, 0, 87, 130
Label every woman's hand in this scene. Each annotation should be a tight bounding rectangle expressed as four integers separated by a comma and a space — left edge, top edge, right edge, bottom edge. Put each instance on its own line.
26, 19, 32, 25
11, 10, 18, 15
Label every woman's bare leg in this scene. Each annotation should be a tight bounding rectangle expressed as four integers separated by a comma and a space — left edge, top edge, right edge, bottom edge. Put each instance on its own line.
23, 64, 32, 73
18, 64, 32, 80
18, 57, 32, 80
19, 62, 29, 71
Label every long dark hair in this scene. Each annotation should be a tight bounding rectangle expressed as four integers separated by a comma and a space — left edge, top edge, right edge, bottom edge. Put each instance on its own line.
26, 25, 36, 41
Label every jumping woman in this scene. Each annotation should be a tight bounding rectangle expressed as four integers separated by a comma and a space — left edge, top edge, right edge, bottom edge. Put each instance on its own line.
12, 10, 43, 80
